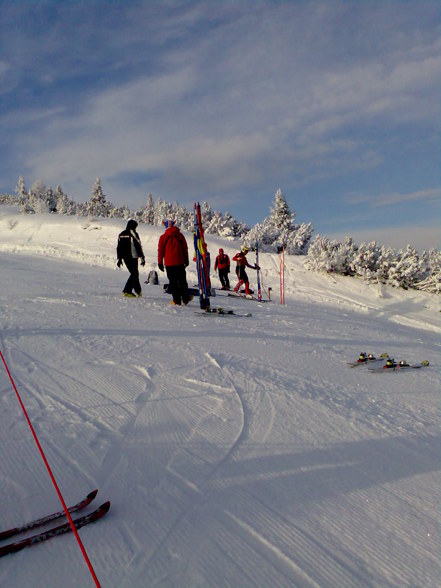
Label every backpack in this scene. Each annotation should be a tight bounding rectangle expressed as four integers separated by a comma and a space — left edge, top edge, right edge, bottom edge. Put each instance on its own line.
146, 270, 159, 285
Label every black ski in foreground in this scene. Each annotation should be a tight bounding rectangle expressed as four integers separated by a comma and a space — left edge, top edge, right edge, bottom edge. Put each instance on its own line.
369, 360, 430, 373
0, 489, 98, 542
195, 307, 252, 317
0, 501, 110, 557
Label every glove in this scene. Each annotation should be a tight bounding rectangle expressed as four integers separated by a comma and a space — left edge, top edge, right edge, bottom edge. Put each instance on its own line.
140, 257, 145, 266
158, 263, 164, 272
255, 265, 260, 270
117, 259, 123, 268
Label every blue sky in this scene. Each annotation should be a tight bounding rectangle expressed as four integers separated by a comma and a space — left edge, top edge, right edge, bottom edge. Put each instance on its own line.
1, 0, 439, 251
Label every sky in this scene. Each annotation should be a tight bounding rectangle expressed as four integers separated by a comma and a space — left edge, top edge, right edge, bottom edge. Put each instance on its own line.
0, 0, 440, 251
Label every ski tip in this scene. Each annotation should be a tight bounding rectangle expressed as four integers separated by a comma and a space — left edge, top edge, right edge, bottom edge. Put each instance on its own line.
99, 501, 111, 514
87, 489, 99, 500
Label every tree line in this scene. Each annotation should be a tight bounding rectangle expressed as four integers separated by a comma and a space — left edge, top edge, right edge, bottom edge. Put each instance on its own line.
1, 176, 439, 293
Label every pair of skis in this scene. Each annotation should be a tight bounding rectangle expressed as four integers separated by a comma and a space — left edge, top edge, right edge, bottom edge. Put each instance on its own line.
227, 292, 270, 303
347, 353, 389, 367
195, 307, 252, 317
194, 203, 210, 310
0, 490, 109, 557
369, 360, 430, 372
347, 353, 430, 372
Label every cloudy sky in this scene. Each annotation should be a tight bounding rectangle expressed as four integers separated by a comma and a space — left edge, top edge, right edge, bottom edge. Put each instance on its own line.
1, 0, 439, 250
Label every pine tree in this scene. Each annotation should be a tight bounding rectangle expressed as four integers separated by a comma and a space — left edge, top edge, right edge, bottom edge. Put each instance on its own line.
244, 189, 312, 254
54, 185, 75, 215
86, 177, 110, 217
16, 176, 33, 213
388, 245, 426, 289
350, 241, 381, 282
29, 179, 48, 214
154, 197, 172, 226
141, 194, 155, 225
416, 249, 441, 293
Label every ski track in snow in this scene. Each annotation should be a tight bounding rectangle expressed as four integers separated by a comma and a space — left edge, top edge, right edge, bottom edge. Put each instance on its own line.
0, 210, 439, 587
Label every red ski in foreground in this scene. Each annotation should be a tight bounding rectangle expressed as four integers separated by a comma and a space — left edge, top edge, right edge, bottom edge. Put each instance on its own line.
0, 489, 98, 542
0, 501, 110, 557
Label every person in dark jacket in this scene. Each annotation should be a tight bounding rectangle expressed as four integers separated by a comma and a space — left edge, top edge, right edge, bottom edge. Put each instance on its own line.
117, 219, 145, 297
157, 220, 192, 305
214, 248, 230, 290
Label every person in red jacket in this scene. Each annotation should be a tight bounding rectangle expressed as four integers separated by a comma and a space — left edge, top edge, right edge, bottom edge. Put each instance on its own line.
232, 246, 259, 296
214, 248, 230, 290
158, 220, 192, 305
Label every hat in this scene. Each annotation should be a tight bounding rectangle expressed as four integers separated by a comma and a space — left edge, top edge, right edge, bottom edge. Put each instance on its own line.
127, 219, 138, 230
163, 220, 175, 229
241, 246, 249, 253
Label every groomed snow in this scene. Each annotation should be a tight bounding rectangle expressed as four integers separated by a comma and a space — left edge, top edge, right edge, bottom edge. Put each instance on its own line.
0, 207, 439, 587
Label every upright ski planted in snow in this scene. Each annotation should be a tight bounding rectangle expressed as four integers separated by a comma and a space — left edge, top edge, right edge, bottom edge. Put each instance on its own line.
255, 241, 262, 301
279, 245, 285, 304
194, 202, 210, 310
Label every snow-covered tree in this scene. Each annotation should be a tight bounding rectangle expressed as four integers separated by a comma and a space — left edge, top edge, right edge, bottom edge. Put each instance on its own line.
269, 188, 295, 237
304, 236, 356, 275
350, 241, 381, 281
173, 203, 192, 230
388, 245, 427, 289
45, 187, 57, 212
85, 177, 110, 217
375, 245, 397, 284
243, 189, 312, 254
286, 222, 314, 255
54, 185, 75, 215
29, 179, 49, 214
416, 249, 441, 293
109, 204, 131, 219
153, 197, 172, 226
15, 176, 27, 203
140, 194, 155, 225
201, 201, 213, 228
15, 176, 33, 213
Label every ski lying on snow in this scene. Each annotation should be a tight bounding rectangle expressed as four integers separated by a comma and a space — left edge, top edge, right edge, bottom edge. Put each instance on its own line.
227, 293, 270, 303
347, 353, 389, 367
195, 308, 252, 317
0, 501, 110, 557
0, 489, 98, 541
369, 361, 430, 372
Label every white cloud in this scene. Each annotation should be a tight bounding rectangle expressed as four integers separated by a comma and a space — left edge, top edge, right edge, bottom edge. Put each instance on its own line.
2, 1, 440, 217
348, 188, 441, 207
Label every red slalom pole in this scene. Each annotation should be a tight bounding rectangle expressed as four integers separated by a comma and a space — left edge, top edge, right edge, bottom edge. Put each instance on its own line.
282, 245, 285, 305
0, 349, 102, 587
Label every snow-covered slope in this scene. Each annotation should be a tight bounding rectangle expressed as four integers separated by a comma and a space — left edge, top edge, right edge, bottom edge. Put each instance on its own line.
0, 207, 439, 587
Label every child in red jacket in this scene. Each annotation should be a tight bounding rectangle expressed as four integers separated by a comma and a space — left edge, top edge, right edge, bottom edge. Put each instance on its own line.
232, 246, 259, 296
214, 248, 230, 290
